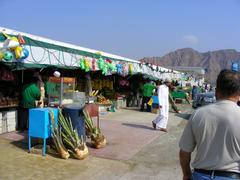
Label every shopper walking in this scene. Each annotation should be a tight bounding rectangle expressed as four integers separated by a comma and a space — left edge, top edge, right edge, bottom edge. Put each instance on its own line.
152, 79, 171, 132
179, 69, 240, 180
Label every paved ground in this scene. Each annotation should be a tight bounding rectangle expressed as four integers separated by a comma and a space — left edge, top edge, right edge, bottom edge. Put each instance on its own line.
0, 104, 192, 180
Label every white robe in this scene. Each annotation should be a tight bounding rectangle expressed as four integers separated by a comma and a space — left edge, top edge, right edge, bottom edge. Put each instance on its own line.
153, 84, 169, 129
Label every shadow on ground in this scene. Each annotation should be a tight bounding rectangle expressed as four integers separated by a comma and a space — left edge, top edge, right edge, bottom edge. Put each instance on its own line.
10, 140, 28, 150
175, 113, 191, 120
122, 123, 154, 130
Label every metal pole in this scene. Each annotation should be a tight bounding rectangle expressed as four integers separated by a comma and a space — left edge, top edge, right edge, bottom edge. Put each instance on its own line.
59, 77, 63, 107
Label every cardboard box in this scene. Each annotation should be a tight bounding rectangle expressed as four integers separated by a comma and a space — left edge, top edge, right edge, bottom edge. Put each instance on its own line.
0, 111, 17, 134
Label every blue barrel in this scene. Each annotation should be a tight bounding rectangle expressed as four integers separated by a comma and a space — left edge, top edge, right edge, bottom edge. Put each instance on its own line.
62, 104, 86, 140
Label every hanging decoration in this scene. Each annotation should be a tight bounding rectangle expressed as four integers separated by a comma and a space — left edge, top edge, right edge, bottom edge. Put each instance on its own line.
108, 62, 116, 72
79, 57, 85, 70
84, 57, 90, 72
129, 64, 133, 75
0, 31, 183, 80
0, 32, 28, 62
92, 58, 96, 71
97, 57, 105, 70
18, 34, 25, 45
102, 60, 109, 76
117, 63, 123, 75
102, 62, 109, 76
105, 58, 116, 72
122, 63, 129, 76
20, 47, 29, 60
14, 46, 23, 59
3, 51, 14, 61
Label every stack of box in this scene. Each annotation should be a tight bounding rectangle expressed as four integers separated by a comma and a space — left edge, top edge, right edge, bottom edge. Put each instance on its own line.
6, 110, 17, 132
0, 110, 17, 134
1, 112, 7, 134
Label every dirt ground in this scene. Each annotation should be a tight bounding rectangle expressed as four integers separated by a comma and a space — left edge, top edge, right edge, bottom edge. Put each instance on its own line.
0, 104, 192, 180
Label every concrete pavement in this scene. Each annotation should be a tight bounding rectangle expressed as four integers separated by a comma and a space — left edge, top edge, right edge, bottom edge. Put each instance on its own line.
0, 104, 192, 180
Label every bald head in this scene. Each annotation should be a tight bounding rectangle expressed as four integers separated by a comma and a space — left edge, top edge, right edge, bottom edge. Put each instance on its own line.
216, 69, 240, 100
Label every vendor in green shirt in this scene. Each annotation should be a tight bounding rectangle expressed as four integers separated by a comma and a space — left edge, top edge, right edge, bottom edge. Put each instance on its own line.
141, 80, 155, 112
22, 83, 41, 108
20, 75, 41, 131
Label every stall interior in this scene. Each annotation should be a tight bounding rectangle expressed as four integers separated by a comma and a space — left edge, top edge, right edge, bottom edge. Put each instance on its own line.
0, 63, 147, 134
0, 64, 21, 133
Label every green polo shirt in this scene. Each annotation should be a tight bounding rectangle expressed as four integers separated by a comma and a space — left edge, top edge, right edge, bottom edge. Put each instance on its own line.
143, 83, 155, 97
22, 83, 41, 108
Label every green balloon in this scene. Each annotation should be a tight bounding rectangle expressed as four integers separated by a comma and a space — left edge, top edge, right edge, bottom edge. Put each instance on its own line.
98, 58, 105, 70
3, 51, 13, 61
110, 64, 117, 71
79, 58, 85, 70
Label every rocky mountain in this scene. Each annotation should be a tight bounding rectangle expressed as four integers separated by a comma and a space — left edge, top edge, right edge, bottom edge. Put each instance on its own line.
140, 48, 240, 83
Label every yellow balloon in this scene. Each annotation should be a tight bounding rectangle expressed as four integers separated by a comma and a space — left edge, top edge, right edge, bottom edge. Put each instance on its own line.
8, 37, 20, 50
0, 51, 3, 60
11, 37, 19, 42
15, 46, 23, 59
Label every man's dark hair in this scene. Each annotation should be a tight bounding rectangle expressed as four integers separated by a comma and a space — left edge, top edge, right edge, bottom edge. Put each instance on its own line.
216, 69, 240, 97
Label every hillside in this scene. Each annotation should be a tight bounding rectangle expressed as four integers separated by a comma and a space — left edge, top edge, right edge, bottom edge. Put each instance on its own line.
140, 48, 240, 83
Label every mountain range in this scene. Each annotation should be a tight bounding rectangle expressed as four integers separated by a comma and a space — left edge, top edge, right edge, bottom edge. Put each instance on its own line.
140, 48, 240, 84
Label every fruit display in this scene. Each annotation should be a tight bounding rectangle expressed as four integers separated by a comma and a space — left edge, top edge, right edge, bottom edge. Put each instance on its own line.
97, 94, 111, 104
89, 90, 99, 96
91, 79, 113, 90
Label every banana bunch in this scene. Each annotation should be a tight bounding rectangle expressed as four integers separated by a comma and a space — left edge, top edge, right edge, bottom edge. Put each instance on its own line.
97, 94, 111, 104
90, 90, 99, 96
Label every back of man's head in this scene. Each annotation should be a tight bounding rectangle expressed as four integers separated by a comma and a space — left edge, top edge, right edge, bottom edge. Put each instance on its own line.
216, 69, 240, 99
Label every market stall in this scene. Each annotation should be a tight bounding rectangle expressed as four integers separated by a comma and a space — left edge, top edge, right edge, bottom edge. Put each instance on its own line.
0, 27, 184, 136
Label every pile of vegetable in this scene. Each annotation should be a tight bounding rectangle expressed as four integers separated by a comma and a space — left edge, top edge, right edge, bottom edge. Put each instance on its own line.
83, 109, 106, 149
49, 109, 89, 160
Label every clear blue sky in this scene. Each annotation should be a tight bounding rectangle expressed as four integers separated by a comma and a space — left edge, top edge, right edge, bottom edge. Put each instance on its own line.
1, 0, 239, 59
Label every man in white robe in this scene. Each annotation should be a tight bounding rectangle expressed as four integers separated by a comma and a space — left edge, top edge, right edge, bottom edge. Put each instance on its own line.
152, 79, 171, 132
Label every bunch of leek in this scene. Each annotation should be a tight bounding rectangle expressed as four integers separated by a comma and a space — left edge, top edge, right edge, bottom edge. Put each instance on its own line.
58, 109, 88, 160
49, 111, 70, 159
83, 109, 106, 149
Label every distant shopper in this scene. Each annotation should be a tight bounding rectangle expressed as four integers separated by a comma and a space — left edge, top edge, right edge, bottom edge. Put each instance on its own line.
191, 85, 199, 100
20, 75, 41, 131
179, 69, 240, 180
140, 80, 155, 112
152, 79, 171, 132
